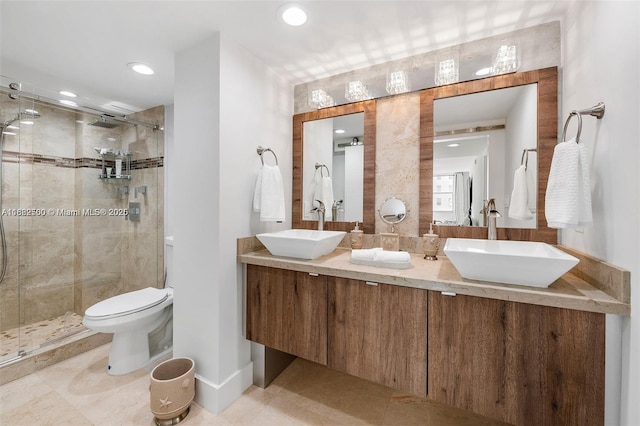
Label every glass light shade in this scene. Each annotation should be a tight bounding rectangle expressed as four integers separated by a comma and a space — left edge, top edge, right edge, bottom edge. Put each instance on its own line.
386, 70, 410, 94
435, 52, 459, 86
492, 43, 520, 75
309, 88, 335, 109
345, 80, 372, 102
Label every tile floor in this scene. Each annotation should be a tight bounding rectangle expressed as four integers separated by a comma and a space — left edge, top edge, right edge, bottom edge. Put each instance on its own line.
1, 343, 508, 425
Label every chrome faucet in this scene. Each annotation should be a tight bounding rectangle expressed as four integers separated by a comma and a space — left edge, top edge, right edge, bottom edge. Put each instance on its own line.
310, 200, 326, 230
486, 198, 502, 240
331, 199, 343, 222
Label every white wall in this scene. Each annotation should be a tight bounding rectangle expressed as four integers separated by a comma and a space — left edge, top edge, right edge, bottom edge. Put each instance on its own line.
560, 3, 639, 425
172, 32, 292, 414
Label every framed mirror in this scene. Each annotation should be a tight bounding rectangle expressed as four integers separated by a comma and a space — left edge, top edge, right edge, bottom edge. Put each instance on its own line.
434, 83, 538, 229
293, 100, 376, 233
419, 67, 558, 243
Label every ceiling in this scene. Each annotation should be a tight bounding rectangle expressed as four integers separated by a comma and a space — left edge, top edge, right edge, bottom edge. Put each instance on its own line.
0, 1, 571, 115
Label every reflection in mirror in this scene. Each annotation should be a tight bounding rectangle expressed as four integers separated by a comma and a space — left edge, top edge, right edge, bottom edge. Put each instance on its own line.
302, 112, 364, 223
433, 84, 537, 229
378, 197, 407, 232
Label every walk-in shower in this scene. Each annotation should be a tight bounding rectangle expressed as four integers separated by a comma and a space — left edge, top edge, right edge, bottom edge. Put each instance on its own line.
0, 81, 164, 375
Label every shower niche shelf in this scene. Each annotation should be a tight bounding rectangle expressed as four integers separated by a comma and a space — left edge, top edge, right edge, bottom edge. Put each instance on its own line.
95, 148, 132, 180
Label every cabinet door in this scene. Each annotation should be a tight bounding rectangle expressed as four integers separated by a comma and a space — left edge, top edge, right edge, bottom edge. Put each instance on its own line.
246, 265, 327, 365
428, 291, 605, 426
328, 277, 428, 396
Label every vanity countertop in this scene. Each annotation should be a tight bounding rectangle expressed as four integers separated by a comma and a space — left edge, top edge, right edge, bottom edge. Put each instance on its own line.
238, 245, 630, 316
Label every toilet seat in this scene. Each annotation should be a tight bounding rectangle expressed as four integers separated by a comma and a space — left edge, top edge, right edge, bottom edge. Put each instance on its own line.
85, 287, 170, 320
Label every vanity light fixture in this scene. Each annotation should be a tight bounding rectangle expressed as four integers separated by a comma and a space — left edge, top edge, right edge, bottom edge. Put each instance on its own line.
334, 129, 346, 134
492, 40, 520, 75
59, 90, 77, 98
435, 51, 459, 86
309, 88, 335, 109
386, 70, 410, 94
345, 80, 372, 102
127, 62, 155, 75
279, 4, 307, 26
447, 143, 460, 147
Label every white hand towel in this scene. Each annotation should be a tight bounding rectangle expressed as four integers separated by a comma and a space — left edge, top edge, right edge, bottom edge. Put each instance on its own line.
373, 250, 411, 263
545, 138, 592, 228
508, 164, 533, 220
350, 247, 382, 261
314, 176, 335, 220
253, 164, 285, 222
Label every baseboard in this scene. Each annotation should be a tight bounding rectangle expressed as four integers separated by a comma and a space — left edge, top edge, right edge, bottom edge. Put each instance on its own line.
193, 361, 253, 414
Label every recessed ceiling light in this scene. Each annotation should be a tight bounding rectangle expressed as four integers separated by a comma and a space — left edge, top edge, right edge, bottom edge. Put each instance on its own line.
334, 129, 345, 134
280, 4, 307, 26
475, 67, 492, 76
447, 143, 460, 147
127, 62, 155, 75
59, 90, 77, 97
59, 99, 78, 107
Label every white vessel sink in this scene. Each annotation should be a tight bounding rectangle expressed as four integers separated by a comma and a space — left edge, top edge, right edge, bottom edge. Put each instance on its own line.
444, 238, 579, 288
256, 229, 346, 260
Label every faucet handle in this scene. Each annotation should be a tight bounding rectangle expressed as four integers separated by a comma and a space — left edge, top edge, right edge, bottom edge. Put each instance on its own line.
314, 199, 326, 211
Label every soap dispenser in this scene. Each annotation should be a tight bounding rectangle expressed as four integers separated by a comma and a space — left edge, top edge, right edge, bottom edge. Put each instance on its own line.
351, 221, 363, 249
423, 222, 440, 260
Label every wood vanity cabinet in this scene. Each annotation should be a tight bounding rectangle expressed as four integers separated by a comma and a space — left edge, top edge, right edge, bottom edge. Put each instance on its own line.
327, 277, 428, 397
246, 264, 327, 365
427, 291, 605, 426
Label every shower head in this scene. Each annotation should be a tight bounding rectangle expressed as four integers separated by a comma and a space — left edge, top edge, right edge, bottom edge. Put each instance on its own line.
19, 111, 41, 121
1, 110, 41, 128
89, 116, 119, 129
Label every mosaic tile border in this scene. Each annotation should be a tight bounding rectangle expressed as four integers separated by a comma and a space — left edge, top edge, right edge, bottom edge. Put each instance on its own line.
2, 151, 163, 170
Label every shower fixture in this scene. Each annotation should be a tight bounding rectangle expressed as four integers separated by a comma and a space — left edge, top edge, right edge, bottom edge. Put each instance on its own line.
89, 116, 119, 129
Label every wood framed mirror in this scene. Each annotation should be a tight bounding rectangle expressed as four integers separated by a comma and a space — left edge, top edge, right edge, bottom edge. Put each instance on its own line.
419, 67, 558, 243
293, 100, 376, 233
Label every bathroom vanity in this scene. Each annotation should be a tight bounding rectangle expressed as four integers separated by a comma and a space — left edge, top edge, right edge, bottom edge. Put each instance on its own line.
238, 238, 629, 426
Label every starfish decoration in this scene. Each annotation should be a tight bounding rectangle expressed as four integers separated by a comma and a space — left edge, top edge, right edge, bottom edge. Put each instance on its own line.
159, 396, 172, 409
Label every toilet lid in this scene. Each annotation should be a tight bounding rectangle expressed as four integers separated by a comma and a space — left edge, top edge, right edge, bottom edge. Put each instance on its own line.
85, 287, 170, 319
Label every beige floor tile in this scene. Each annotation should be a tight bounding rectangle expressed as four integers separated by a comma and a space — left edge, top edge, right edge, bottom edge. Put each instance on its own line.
0, 373, 53, 413
1, 343, 512, 426
1, 389, 93, 426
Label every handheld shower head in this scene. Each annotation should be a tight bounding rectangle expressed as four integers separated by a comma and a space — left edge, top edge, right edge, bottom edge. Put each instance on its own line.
2, 110, 41, 128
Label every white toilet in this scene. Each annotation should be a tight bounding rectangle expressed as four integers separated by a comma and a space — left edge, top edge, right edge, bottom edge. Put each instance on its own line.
83, 286, 173, 375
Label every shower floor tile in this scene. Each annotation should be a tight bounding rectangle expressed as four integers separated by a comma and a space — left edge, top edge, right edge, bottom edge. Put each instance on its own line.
0, 312, 86, 359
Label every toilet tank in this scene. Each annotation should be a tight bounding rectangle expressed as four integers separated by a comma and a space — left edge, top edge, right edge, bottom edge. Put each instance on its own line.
165, 236, 174, 288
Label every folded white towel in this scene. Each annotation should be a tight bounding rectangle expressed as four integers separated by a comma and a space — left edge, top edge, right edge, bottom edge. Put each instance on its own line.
509, 164, 533, 220
373, 250, 411, 263
545, 138, 592, 228
350, 247, 382, 261
253, 164, 285, 222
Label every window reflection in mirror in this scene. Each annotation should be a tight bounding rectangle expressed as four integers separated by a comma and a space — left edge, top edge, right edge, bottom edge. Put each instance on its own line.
433, 84, 537, 229
302, 112, 364, 223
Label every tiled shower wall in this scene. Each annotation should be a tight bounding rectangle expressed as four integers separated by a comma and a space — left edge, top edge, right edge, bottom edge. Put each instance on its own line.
0, 96, 164, 332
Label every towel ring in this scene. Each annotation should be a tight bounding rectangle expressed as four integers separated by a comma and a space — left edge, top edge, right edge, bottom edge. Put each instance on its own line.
520, 148, 537, 170
560, 102, 605, 144
561, 111, 583, 144
257, 146, 278, 165
315, 163, 330, 177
